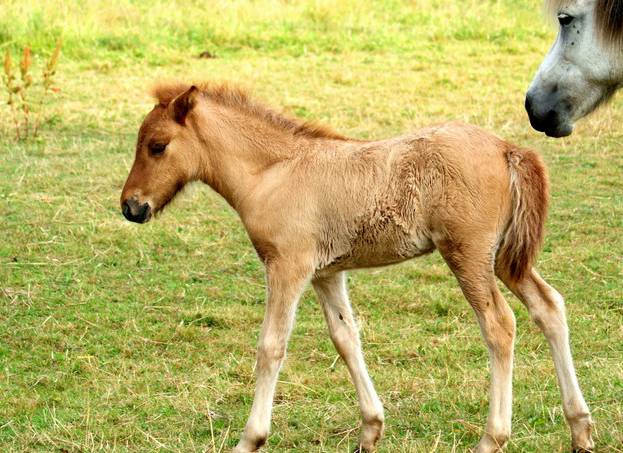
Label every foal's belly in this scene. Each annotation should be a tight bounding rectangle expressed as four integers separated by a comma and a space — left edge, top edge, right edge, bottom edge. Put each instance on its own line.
317, 230, 435, 275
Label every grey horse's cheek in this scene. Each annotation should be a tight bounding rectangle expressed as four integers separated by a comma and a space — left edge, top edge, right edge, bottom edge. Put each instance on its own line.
527, 3, 623, 134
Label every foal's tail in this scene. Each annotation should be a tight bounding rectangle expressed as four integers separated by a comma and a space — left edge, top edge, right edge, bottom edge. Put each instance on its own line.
495, 146, 549, 283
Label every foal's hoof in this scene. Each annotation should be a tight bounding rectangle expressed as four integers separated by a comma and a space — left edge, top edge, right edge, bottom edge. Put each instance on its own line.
472, 431, 509, 453
572, 437, 594, 452
353, 446, 373, 453
232, 433, 267, 453
572, 442, 594, 453
571, 415, 594, 453
353, 440, 378, 453
356, 415, 383, 453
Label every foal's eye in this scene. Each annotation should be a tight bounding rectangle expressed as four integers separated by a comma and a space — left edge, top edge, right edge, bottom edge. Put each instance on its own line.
148, 142, 167, 155
557, 13, 574, 27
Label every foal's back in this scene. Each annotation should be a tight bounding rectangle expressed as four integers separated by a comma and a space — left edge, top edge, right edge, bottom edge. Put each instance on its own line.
299, 121, 515, 274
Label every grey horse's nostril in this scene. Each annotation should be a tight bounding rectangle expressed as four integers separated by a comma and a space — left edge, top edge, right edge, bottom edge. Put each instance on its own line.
525, 94, 543, 131
545, 109, 558, 122
525, 93, 534, 115
524, 91, 567, 135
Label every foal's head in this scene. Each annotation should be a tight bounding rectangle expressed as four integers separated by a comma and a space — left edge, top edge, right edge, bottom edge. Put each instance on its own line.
121, 84, 203, 223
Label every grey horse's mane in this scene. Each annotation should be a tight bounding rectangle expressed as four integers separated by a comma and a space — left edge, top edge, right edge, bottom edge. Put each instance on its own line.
547, 0, 623, 49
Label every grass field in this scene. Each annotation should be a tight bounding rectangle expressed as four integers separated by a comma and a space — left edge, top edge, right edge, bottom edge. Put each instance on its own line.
1, 1, 622, 451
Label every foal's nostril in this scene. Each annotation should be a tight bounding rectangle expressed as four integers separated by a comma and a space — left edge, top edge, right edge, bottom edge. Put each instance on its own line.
122, 200, 132, 220
122, 198, 152, 223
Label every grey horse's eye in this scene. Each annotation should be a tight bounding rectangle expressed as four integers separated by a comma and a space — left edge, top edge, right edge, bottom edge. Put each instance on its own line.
557, 13, 574, 27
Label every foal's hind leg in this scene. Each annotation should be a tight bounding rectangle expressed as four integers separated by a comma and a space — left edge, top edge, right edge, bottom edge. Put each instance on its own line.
437, 240, 515, 453
313, 272, 384, 452
500, 269, 594, 452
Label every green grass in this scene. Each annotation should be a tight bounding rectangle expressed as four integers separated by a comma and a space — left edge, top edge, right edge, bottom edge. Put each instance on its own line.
1, 1, 622, 452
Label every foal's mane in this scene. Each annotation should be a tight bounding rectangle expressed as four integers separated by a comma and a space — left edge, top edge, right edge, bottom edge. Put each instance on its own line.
151, 82, 347, 141
547, 0, 623, 49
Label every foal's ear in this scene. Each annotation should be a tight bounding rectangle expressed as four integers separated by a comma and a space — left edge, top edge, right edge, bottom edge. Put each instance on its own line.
172, 85, 200, 125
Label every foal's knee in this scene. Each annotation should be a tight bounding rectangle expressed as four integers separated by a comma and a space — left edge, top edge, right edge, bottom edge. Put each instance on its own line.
528, 287, 568, 336
481, 303, 516, 355
257, 339, 286, 367
329, 322, 358, 349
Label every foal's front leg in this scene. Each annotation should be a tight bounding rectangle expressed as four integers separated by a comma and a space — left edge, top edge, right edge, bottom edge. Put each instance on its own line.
313, 272, 384, 452
234, 260, 312, 453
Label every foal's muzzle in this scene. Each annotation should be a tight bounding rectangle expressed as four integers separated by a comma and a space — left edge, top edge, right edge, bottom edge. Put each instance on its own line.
122, 197, 152, 224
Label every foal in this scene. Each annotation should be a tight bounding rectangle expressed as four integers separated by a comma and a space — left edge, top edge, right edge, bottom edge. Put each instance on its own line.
120, 83, 594, 453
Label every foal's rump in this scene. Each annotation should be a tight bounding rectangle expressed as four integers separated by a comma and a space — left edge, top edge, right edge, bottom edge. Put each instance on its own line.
420, 122, 549, 282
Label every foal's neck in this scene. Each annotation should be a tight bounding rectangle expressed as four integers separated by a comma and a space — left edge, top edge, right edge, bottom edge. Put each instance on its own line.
195, 104, 315, 210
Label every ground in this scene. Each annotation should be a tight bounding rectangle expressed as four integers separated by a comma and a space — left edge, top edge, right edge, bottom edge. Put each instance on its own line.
0, 1, 621, 452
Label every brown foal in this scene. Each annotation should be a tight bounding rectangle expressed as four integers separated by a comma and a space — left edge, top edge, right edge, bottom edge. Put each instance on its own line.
120, 82, 594, 453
